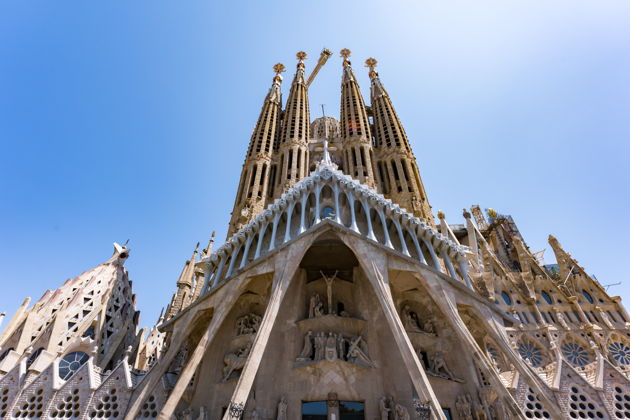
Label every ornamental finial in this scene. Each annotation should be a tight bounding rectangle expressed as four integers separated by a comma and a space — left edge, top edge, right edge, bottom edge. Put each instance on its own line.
273, 63, 286, 74
437, 210, 445, 220
365, 57, 378, 78
296, 51, 307, 61
340, 48, 351, 60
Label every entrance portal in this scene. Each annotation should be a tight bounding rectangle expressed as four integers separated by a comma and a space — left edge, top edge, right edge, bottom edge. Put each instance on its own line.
301, 401, 365, 420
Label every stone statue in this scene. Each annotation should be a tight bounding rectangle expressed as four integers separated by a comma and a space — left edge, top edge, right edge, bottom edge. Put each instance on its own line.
325, 332, 338, 362
347, 336, 372, 367
296, 331, 313, 362
555, 311, 569, 329
250, 408, 260, 420
473, 395, 488, 420
196, 406, 207, 420
309, 293, 324, 318
379, 396, 391, 420
236, 313, 262, 335
249, 313, 262, 332
394, 404, 410, 420
321, 271, 338, 315
314, 332, 326, 361
336, 333, 346, 361
176, 408, 192, 420
222, 341, 252, 381
455, 394, 473, 420
277, 396, 288, 420
427, 351, 459, 381
402, 305, 421, 332
422, 318, 435, 334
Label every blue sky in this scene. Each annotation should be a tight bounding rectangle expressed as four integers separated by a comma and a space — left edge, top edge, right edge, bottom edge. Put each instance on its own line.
1, 1, 629, 328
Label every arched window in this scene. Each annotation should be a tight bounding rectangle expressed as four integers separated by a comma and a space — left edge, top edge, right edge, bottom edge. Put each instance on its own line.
541, 291, 553, 305
500, 292, 512, 305
58, 351, 89, 380
322, 206, 335, 219
582, 290, 594, 304
26, 347, 44, 368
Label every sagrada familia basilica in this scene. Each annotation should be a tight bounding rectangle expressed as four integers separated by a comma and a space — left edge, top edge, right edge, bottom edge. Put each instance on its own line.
1, 49, 629, 420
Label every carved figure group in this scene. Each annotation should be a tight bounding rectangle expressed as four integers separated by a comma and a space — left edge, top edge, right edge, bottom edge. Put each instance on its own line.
308, 293, 324, 318
222, 341, 252, 381
236, 313, 262, 336
455, 394, 473, 420
401, 305, 435, 334
394, 403, 410, 420
423, 350, 463, 382
296, 331, 372, 366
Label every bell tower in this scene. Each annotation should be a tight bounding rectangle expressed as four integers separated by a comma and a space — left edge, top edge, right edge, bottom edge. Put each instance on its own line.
228, 64, 284, 237
367, 58, 435, 225
273, 52, 311, 197
339, 49, 377, 189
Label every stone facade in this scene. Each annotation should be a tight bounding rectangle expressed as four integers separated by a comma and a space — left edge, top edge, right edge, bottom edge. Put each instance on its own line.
1, 49, 629, 420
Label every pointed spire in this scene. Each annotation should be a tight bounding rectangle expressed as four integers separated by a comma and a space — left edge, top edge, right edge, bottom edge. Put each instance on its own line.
368, 58, 434, 225
274, 51, 311, 195
203, 231, 215, 258
338, 49, 376, 188
228, 64, 285, 237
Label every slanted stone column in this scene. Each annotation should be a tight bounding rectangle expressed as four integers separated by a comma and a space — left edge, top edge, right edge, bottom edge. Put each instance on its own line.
222, 234, 315, 419
342, 235, 447, 420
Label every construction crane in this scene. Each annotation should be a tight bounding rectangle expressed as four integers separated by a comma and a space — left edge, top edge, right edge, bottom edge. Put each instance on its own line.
306, 48, 332, 88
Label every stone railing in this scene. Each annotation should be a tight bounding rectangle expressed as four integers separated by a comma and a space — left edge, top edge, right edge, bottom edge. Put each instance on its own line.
201, 163, 471, 296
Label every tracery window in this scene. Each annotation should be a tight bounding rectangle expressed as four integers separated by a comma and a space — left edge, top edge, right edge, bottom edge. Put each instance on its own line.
609, 341, 630, 366
59, 351, 89, 380
518, 342, 543, 367
561, 342, 591, 367
541, 291, 552, 304
500, 291, 512, 305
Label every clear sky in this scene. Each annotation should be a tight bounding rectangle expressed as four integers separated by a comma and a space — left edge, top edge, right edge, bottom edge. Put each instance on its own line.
1, 1, 629, 329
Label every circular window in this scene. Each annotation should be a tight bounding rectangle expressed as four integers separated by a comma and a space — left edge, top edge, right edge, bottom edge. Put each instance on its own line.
59, 352, 89, 380
541, 291, 553, 305
609, 342, 630, 366
501, 292, 512, 305
562, 342, 591, 367
582, 290, 594, 304
518, 342, 543, 367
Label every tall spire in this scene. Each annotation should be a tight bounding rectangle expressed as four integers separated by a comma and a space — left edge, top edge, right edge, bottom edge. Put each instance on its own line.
367, 58, 434, 226
339, 49, 377, 188
273, 51, 311, 196
228, 64, 284, 237
168, 243, 200, 318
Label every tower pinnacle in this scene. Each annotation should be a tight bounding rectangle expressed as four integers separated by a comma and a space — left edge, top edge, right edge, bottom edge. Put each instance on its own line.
339, 48, 376, 188
368, 61, 435, 225
273, 51, 311, 196
228, 65, 284, 236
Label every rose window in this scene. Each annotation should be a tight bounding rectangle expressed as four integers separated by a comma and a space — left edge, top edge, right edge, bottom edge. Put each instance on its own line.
609, 342, 630, 366
561, 342, 590, 367
518, 343, 543, 367
59, 351, 89, 380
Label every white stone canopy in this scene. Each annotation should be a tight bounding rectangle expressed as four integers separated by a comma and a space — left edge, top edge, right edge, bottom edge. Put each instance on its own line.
201, 161, 472, 295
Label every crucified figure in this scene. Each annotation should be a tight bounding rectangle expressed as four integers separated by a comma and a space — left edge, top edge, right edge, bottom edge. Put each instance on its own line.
320, 270, 338, 315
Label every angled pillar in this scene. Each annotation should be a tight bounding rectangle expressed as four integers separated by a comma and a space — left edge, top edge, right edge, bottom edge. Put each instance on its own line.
342, 235, 447, 420
222, 234, 315, 419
